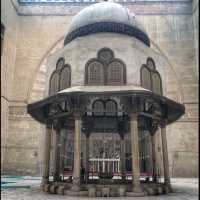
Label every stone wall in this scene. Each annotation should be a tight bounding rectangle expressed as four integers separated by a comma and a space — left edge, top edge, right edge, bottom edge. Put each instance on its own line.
192, 0, 199, 71
1, 0, 19, 172
1, 0, 198, 177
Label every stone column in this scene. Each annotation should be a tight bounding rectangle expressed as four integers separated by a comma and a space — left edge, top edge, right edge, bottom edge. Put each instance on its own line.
85, 133, 90, 183
42, 124, 52, 184
60, 135, 67, 180
120, 135, 126, 181
71, 114, 81, 191
53, 129, 61, 182
130, 113, 144, 194
102, 152, 105, 173
151, 132, 157, 182
160, 120, 171, 186
147, 134, 152, 176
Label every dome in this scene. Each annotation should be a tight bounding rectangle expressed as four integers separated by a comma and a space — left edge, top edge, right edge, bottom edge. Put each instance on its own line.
64, 2, 150, 47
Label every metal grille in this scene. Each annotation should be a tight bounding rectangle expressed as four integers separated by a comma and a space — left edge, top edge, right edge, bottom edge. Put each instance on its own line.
87, 61, 104, 85
107, 61, 124, 85
93, 101, 104, 116
105, 100, 117, 116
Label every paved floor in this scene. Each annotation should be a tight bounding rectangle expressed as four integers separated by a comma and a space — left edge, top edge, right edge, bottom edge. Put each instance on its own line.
1, 178, 199, 200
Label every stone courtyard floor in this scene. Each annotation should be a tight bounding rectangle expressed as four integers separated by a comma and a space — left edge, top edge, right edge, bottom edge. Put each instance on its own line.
1, 177, 199, 200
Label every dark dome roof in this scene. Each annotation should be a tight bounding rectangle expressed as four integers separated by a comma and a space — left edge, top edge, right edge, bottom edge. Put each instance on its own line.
64, 2, 150, 47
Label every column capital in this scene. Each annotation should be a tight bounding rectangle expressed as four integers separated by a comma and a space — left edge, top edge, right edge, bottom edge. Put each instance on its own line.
73, 111, 82, 120
149, 121, 159, 136
119, 132, 125, 140
46, 123, 52, 129
130, 112, 139, 119
160, 119, 167, 128
52, 119, 62, 130
85, 131, 90, 138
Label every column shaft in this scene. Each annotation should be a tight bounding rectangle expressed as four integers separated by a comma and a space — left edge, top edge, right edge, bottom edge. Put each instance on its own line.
161, 123, 171, 186
151, 133, 157, 182
85, 135, 90, 183
60, 137, 67, 180
130, 114, 143, 193
53, 130, 60, 181
120, 137, 126, 180
42, 125, 52, 184
72, 116, 81, 191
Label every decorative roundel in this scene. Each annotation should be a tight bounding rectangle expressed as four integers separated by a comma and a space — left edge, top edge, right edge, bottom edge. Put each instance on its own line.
146, 57, 156, 71
56, 57, 65, 70
98, 48, 114, 64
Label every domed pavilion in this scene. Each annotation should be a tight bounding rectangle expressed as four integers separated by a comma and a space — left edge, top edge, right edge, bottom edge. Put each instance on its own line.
27, 1, 185, 197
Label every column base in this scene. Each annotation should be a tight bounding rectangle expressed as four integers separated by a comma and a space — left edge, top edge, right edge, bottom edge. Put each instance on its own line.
71, 185, 80, 192
126, 186, 146, 197
71, 177, 80, 192
126, 191, 146, 197
41, 177, 49, 185
121, 173, 126, 182
64, 189, 88, 196
53, 175, 61, 182
164, 183, 173, 193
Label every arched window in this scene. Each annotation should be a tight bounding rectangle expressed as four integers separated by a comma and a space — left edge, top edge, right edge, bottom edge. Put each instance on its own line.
105, 100, 117, 116
93, 100, 104, 116
86, 60, 104, 85
107, 61, 126, 85
49, 58, 71, 96
49, 72, 59, 95
85, 48, 127, 86
152, 72, 162, 95
140, 58, 163, 95
141, 65, 151, 90
60, 64, 71, 90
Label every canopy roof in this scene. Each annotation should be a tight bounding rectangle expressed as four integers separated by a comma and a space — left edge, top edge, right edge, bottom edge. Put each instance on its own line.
58, 85, 149, 93
27, 85, 185, 125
